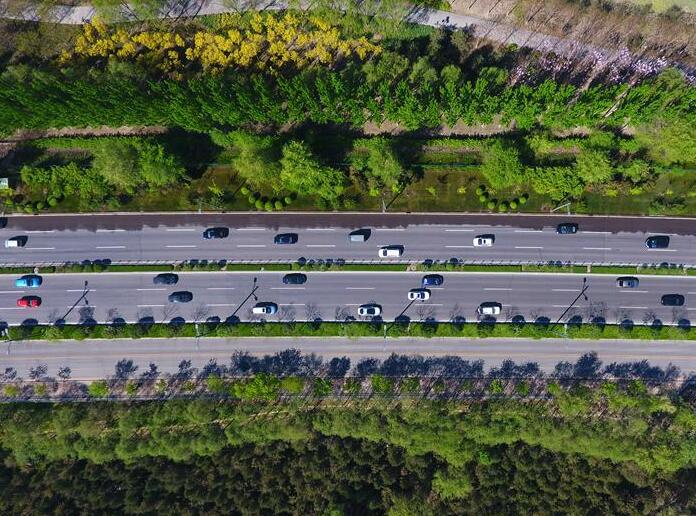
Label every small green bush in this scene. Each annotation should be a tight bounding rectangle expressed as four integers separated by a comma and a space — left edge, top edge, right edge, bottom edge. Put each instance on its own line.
36, 201, 45, 210
475, 186, 485, 195
264, 201, 274, 211
274, 200, 284, 210
486, 201, 496, 210
254, 199, 264, 209
240, 185, 250, 195
509, 200, 518, 209
87, 380, 109, 398
519, 195, 528, 204
478, 194, 487, 203
47, 197, 58, 207
284, 196, 293, 205
498, 201, 508, 212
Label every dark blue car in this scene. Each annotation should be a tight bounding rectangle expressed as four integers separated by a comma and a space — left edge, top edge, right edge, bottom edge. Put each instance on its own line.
274, 233, 298, 244
422, 274, 444, 287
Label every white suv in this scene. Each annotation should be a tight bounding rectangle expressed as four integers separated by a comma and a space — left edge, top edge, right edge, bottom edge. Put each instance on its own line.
378, 246, 403, 258
358, 304, 382, 317
473, 235, 495, 247
477, 302, 502, 315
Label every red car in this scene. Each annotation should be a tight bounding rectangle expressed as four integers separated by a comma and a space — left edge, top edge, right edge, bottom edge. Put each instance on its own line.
17, 296, 41, 308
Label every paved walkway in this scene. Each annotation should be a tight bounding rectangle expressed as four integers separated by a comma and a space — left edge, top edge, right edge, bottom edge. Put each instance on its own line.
2, 336, 692, 380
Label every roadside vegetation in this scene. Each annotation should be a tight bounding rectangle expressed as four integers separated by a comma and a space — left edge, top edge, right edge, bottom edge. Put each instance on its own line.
0, 9, 694, 215
0, 349, 693, 512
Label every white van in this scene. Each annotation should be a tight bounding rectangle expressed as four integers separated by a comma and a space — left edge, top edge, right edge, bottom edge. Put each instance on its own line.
252, 302, 278, 315
378, 246, 403, 258
4, 237, 25, 248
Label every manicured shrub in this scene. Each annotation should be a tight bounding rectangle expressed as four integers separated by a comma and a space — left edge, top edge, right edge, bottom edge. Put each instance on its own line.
509, 200, 518, 209
264, 201, 274, 211
486, 201, 496, 210
47, 197, 58, 207
519, 195, 528, 204
274, 200, 283, 210
475, 185, 485, 196
284, 196, 293, 205
254, 199, 264, 209
498, 202, 508, 212
240, 185, 250, 195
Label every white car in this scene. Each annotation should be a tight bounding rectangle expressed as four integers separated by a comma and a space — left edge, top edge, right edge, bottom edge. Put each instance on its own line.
4, 237, 26, 248
477, 302, 502, 315
378, 246, 403, 258
408, 288, 431, 301
473, 235, 495, 247
252, 302, 278, 315
358, 304, 382, 317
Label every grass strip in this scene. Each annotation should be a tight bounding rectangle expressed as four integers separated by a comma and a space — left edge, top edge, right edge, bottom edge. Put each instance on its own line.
7, 320, 694, 341
0, 262, 688, 276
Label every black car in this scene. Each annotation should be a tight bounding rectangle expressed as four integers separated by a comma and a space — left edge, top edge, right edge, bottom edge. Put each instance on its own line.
556, 222, 578, 234
422, 274, 444, 287
153, 273, 179, 285
661, 294, 685, 306
203, 227, 229, 239
283, 273, 307, 285
645, 235, 670, 249
168, 291, 193, 303
274, 233, 298, 244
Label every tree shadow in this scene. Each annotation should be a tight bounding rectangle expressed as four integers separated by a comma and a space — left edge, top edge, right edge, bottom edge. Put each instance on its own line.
138, 316, 155, 331
534, 316, 550, 328
511, 315, 526, 327
451, 315, 466, 331
111, 317, 127, 329
80, 318, 98, 328
205, 316, 220, 332
169, 317, 186, 329
651, 319, 663, 330
591, 316, 606, 328
620, 319, 634, 331
225, 315, 240, 326
422, 317, 438, 334
567, 315, 583, 328
678, 319, 691, 330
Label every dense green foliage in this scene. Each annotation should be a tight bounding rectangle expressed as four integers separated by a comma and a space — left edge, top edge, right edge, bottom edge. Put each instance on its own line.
1, 439, 691, 515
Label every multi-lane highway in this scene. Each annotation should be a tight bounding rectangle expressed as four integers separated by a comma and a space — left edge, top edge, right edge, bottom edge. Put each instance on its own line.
1, 213, 695, 266
2, 337, 694, 380
0, 271, 693, 326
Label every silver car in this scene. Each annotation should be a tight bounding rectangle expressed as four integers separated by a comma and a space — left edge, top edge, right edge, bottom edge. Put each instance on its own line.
616, 276, 639, 288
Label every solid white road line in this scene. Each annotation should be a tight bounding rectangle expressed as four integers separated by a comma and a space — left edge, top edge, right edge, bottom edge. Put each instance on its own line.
581, 231, 611, 234
96, 229, 125, 232
0, 291, 23, 294
137, 304, 165, 308
95, 245, 126, 249
26, 247, 55, 250
444, 229, 474, 232
377, 228, 405, 231
166, 245, 197, 248
647, 249, 677, 252
620, 306, 648, 310
0, 307, 24, 310
25, 230, 55, 233
552, 289, 579, 292
206, 303, 237, 307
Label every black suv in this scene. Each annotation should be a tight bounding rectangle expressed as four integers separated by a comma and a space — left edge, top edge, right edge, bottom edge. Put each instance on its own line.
203, 227, 229, 239
168, 291, 193, 303
283, 273, 307, 285
661, 294, 685, 306
645, 235, 670, 248
153, 273, 179, 285
422, 274, 444, 287
274, 233, 298, 244
556, 223, 578, 234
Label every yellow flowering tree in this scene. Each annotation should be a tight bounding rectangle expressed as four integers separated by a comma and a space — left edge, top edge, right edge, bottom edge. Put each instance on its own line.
61, 13, 381, 77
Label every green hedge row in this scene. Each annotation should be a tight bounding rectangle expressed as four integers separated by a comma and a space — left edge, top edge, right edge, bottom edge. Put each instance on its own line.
7, 320, 694, 341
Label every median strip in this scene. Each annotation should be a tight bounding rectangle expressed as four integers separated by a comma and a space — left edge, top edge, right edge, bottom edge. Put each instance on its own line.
6, 320, 696, 342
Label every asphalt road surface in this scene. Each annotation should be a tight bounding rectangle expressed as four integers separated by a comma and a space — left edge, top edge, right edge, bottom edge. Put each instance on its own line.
1, 213, 695, 266
0, 271, 694, 327
2, 337, 693, 381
